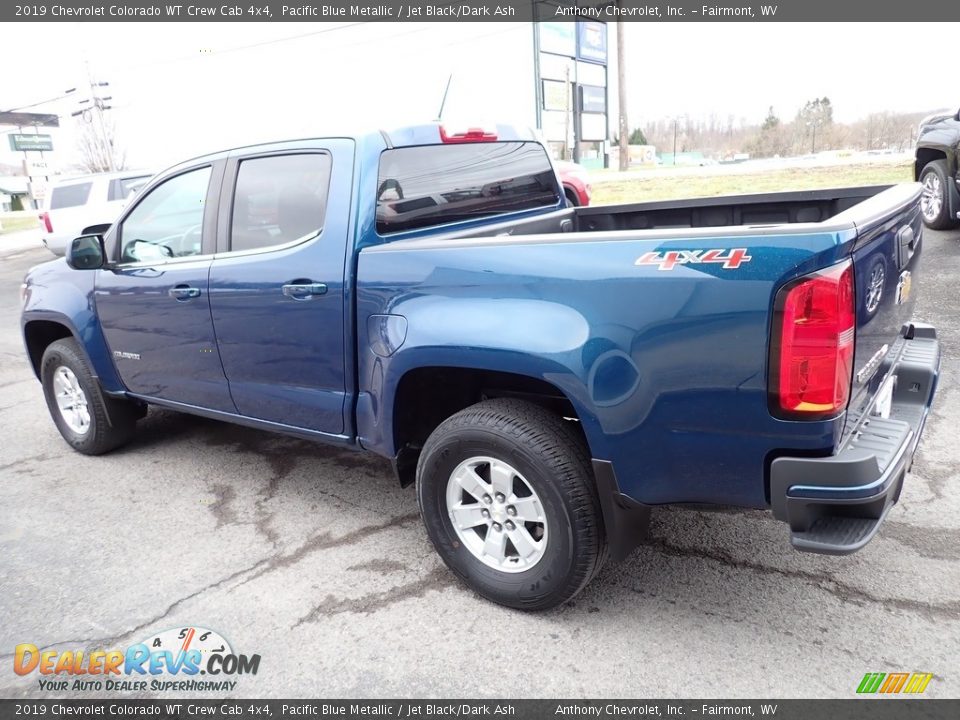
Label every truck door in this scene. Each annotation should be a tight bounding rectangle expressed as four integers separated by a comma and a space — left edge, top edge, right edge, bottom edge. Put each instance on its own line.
208, 141, 353, 435
95, 162, 236, 412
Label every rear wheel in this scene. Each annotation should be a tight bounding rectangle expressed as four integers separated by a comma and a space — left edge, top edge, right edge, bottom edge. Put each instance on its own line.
41, 338, 139, 455
416, 398, 606, 610
919, 159, 957, 229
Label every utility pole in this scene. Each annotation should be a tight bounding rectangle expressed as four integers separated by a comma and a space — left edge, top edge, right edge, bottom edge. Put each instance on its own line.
673, 118, 679, 165
564, 65, 571, 161
616, 9, 629, 171
72, 65, 117, 172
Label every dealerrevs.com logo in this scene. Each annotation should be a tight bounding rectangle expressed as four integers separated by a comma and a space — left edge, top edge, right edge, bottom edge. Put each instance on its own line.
14, 626, 260, 692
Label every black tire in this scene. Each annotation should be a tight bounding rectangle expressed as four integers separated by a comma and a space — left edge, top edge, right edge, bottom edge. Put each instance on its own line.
40, 338, 139, 455
919, 159, 958, 230
564, 188, 580, 207
416, 398, 607, 610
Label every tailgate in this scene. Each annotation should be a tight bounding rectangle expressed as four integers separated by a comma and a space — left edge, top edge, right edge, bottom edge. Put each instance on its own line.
846, 183, 927, 434
769, 184, 940, 554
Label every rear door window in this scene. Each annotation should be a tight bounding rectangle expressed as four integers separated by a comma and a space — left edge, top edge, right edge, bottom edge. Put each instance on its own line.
229, 153, 331, 252
376, 142, 560, 234
50, 183, 92, 210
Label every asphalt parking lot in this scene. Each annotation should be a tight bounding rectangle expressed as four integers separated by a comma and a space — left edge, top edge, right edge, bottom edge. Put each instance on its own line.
0, 229, 958, 700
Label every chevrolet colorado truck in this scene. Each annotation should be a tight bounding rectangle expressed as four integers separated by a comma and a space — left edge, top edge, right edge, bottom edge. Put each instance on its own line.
916, 108, 960, 229
20, 124, 939, 609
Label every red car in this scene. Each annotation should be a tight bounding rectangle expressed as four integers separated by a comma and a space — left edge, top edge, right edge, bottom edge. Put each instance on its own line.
555, 160, 591, 206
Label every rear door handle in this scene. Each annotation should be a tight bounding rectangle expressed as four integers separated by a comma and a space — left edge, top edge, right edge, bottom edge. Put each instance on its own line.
168, 286, 201, 300
282, 282, 327, 300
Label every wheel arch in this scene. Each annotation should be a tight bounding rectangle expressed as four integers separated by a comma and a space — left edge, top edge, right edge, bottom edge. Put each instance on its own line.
915, 146, 949, 180
24, 318, 85, 380
387, 364, 598, 488
22, 312, 124, 392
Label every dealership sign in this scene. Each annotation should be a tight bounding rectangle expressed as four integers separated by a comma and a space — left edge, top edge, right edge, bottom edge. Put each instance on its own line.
9, 134, 53, 152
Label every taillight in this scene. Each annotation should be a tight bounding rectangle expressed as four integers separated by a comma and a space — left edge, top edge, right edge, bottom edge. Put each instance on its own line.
39, 212, 53, 233
770, 260, 855, 419
439, 126, 498, 143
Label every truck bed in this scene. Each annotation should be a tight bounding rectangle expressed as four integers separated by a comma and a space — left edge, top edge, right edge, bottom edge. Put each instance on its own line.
409, 185, 898, 245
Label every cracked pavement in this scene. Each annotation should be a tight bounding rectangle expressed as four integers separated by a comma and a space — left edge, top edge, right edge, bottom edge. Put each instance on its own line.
0, 229, 958, 699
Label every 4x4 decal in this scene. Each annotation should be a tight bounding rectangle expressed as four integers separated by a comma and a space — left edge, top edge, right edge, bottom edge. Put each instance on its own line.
635, 248, 752, 271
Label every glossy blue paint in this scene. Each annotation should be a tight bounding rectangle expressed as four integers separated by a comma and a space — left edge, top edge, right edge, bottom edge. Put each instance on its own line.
844, 188, 925, 433
207, 139, 356, 434
21, 258, 125, 392
19, 123, 926, 514
95, 258, 236, 412
355, 229, 857, 508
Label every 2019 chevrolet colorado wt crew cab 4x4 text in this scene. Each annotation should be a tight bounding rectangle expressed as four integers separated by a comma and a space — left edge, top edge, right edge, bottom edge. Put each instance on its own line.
21, 123, 939, 609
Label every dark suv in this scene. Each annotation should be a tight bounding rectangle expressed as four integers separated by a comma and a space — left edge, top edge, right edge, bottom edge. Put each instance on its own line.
916, 109, 960, 229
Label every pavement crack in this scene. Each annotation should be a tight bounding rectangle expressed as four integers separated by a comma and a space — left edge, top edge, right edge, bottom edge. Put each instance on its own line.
645, 537, 960, 621
0, 558, 270, 663
233, 511, 421, 589
0, 454, 49, 472
881, 522, 960, 561
294, 566, 452, 625
0, 513, 420, 662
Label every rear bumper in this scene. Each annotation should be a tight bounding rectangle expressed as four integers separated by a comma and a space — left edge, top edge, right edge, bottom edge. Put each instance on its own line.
769, 323, 940, 555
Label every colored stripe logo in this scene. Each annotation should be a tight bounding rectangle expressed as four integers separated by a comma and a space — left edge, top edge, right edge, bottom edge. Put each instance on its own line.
857, 672, 933, 694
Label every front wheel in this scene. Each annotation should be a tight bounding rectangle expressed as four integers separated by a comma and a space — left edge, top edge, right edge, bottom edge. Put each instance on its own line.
41, 338, 139, 455
919, 159, 958, 230
416, 399, 606, 610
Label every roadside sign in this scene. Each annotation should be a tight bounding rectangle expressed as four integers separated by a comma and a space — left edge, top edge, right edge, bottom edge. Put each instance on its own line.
543, 80, 572, 112
0, 112, 59, 128
580, 85, 605, 113
9, 134, 53, 152
29, 179, 48, 202
25, 159, 53, 176
577, 21, 607, 64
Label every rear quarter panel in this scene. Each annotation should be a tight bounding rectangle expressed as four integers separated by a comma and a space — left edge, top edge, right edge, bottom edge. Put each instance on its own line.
356, 226, 858, 508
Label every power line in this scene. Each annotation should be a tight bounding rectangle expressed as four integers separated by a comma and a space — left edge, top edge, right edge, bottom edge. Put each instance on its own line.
1, 89, 76, 114
125, 22, 369, 70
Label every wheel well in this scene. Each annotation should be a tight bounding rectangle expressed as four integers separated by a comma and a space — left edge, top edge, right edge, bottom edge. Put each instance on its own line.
915, 148, 947, 180
23, 320, 73, 378
392, 367, 587, 486
564, 186, 580, 206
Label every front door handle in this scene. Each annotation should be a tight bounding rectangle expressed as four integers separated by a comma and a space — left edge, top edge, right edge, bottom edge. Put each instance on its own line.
169, 285, 201, 300
282, 282, 328, 300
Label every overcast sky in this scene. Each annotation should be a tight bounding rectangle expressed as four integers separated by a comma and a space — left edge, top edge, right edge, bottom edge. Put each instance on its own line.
0, 21, 951, 171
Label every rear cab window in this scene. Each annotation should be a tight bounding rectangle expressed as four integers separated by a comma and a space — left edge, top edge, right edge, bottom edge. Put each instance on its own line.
375, 142, 561, 235
108, 175, 151, 202
49, 183, 93, 210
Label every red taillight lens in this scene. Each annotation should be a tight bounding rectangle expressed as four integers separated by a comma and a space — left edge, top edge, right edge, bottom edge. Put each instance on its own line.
439, 126, 498, 143
39, 212, 53, 233
772, 260, 855, 418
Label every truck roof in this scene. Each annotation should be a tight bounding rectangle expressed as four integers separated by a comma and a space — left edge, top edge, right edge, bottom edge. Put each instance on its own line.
154, 122, 542, 179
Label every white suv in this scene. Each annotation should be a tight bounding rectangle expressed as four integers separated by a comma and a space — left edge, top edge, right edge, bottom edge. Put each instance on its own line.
39, 170, 153, 256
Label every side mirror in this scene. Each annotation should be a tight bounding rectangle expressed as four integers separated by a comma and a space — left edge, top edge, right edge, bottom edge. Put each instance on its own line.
66, 235, 106, 270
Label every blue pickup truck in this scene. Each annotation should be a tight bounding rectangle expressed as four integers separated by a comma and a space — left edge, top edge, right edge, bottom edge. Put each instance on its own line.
20, 124, 940, 609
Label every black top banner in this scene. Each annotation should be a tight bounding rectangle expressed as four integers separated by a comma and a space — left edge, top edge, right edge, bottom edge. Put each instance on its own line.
4, 0, 960, 23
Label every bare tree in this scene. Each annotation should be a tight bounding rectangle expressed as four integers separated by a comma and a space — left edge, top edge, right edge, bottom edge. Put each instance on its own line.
75, 111, 126, 173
